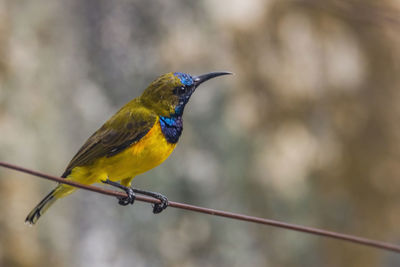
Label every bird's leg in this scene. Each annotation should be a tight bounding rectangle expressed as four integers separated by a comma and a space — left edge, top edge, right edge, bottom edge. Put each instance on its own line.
102, 179, 135, 206
102, 179, 168, 213
130, 188, 169, 214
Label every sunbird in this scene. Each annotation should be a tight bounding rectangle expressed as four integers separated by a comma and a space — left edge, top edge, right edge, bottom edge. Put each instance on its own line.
26, 71, 231, 225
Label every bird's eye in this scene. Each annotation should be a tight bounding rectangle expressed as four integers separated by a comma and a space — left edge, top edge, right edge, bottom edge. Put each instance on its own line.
173, 86, 187, 95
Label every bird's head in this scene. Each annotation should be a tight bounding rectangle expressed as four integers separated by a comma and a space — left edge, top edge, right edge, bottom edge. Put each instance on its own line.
140, 71, 232, 117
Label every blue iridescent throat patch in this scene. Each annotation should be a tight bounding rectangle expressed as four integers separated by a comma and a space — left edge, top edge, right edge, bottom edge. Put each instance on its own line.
159, 116, 183, 144
174, 72, 194, 86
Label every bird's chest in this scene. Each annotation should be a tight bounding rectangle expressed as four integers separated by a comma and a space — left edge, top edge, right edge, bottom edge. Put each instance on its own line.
127, 120, 177, 172
104, 119, 177, 179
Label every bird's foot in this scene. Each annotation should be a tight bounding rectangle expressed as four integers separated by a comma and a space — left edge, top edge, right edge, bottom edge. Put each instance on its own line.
102, 179, 135, 206
102, 179, 168, 213
152, 193, 169, 214
131, 188, 169, 214
118, 187, 135, 206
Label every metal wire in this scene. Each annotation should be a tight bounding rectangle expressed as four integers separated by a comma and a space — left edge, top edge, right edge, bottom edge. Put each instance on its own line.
1, 160, 400, 253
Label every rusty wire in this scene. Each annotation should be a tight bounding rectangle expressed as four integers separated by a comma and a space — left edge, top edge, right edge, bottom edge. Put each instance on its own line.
1, 160, 400, 253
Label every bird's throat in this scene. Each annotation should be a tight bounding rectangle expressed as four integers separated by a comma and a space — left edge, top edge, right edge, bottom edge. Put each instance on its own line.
159, 116, 183, 144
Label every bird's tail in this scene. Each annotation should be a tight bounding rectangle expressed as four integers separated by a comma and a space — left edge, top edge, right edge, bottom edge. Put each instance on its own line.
25, 184, 75, 225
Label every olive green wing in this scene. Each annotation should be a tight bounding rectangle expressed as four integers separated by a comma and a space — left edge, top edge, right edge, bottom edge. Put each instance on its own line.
62, 106, 157, 177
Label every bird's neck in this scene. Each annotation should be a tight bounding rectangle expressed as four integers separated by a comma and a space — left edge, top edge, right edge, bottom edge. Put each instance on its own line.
159, 115, 183, 144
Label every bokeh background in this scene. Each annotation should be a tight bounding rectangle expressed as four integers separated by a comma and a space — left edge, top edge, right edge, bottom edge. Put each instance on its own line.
1, 0, 400, 266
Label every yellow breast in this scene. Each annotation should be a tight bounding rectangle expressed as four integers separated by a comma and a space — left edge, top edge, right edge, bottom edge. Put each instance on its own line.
70, 117, 176, 183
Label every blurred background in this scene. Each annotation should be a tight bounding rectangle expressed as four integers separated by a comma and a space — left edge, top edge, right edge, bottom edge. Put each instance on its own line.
1, 0, 400, 266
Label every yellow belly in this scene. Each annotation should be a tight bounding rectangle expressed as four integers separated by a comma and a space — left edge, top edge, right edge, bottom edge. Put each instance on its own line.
68, 117, 176, 184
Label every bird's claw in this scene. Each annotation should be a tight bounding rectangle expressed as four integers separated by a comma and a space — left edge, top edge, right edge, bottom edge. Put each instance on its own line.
152, 194, 169, 214
102, 179, 168, 213
102, 179, 135, 206
117, 187, 135, 206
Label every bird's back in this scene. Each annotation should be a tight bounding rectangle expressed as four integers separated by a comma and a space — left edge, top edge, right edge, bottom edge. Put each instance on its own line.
63, 98, 176, 184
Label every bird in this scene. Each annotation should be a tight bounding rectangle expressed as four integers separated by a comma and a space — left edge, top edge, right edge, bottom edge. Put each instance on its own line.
25, 71, 232, 225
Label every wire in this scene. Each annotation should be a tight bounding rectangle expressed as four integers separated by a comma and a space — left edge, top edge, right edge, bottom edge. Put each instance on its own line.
1, 160, 400, 253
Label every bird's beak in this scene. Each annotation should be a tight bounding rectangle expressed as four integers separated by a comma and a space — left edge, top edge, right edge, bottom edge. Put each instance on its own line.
193, 71, 233, 88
